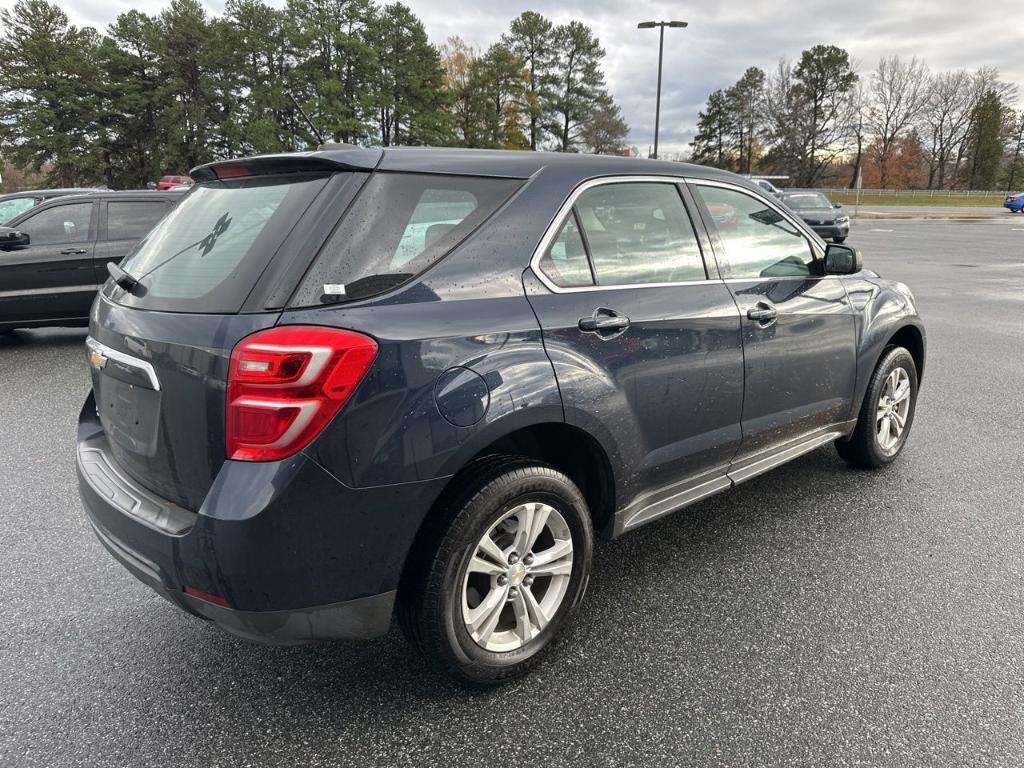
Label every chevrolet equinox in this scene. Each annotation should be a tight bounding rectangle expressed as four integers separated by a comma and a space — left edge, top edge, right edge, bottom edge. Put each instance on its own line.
76, 147, 925, 685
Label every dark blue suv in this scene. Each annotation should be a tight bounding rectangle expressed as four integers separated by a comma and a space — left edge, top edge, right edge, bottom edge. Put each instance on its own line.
76, 147, 925, 685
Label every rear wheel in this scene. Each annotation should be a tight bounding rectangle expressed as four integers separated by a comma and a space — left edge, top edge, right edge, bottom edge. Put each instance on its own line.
398, 457, 593, 686
834, 236, 847, 243
836, 346, 918, 468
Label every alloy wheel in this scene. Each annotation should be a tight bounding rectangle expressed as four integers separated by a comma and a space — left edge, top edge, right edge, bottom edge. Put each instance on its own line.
876, 366, 911, 454
461, 501, 574, 653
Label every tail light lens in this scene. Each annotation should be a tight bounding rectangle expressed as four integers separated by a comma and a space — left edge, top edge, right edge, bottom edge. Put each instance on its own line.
226, 326, 377, 461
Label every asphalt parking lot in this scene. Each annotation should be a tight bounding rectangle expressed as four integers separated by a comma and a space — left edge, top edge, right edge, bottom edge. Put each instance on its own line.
2, 218, 1023, 767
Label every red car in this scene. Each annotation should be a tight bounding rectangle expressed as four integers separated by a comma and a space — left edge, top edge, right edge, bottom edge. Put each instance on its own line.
157, 175, 193, 190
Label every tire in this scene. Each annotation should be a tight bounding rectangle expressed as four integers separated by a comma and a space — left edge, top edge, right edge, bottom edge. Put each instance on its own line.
398, 456, 594, 686
834, 236, 847, 243
836, 345, 919, 469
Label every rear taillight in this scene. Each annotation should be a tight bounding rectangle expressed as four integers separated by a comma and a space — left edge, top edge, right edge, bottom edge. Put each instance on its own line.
226, 326, 378, 461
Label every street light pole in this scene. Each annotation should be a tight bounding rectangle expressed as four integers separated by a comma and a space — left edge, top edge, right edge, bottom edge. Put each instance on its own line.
638, 20, 687, 160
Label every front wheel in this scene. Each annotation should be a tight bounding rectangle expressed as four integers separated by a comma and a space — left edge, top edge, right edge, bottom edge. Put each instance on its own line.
398, 457, 593, 686
836, 346, 919, 468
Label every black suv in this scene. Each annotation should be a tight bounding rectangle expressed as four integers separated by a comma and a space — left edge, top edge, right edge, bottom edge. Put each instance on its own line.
0, 191, 181, 332
75, 148, 925, 685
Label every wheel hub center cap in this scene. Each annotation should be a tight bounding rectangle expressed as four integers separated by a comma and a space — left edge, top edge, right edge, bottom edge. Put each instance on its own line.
507, 562, 527, 587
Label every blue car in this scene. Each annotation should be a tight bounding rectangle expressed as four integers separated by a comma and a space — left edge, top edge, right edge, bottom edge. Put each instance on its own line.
1005, 193, 1024, 213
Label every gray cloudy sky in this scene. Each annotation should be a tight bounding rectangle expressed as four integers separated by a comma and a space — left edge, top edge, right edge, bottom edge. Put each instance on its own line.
13, 0, 1023, 154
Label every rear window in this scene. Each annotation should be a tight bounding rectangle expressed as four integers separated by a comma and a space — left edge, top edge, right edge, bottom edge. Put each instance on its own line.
109, 173, 330, 313
106, 201, 169, 241
291, 173, 521, 306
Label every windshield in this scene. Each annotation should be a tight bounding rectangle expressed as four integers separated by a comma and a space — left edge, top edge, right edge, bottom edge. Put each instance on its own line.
782, 192, 832, 210
0, 196, 36, 225
111, 173, 330, 313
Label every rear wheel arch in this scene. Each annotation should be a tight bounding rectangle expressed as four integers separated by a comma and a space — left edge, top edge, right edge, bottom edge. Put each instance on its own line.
397, 422, 616, 603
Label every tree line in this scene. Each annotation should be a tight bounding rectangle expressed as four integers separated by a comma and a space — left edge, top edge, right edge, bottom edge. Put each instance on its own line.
0, 0, 629, 189
689, 45, 1024, 191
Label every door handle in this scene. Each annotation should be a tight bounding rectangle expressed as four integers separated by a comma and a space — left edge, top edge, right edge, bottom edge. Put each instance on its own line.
60, 248, 87, 254
747, 302, 778, 325
579, 308, 631, 337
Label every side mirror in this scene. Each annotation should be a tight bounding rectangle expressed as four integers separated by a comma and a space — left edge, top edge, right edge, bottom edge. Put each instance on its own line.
824, 243, 862, 275
0, 226, 29, 250
834, 203, 843, 209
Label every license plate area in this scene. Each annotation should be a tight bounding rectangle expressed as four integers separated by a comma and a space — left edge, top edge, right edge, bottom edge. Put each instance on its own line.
96, 375, 162, 457
88, 338, 163, 458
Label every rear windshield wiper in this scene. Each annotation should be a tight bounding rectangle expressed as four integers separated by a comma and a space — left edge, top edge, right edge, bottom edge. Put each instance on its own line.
107, 261, 140, 292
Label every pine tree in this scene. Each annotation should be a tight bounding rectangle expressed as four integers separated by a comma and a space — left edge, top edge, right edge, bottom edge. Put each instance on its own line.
502, 12, 555, 151
580, 96, 628, 155
962, 90, 1006, 189
98, 10, 167, 187
690, 90, 734, 169
0, 0, 106, 185
726, 67, 765, 174
367, 3, 451, 146
469, 44, 528, 149
545, 21, 607, 152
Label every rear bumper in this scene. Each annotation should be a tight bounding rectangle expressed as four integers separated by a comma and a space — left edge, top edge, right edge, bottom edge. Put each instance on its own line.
87, 518, 395, 644
76, 392, 446, 644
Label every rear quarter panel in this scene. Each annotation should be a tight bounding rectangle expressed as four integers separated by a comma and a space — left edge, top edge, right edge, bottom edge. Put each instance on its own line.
283, 170, 580, 489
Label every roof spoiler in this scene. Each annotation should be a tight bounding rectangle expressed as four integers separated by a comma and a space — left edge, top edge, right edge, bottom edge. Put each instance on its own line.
190, 148, 382, 181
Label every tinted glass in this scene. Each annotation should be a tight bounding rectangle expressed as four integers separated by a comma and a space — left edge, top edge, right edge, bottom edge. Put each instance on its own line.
21, 202, 92, 245
696, 185, 814, 279
111, 173, 330, 313
538, 215, 592, 287
0, 196, 36, 225
293, 173, 520, 305
574, 183, 705, 286
106, 201, 169, 241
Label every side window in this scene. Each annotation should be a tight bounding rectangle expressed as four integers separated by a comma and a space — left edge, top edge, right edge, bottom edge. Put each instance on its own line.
19, 202, 93, 246
392, 188, 479, 268
0, 196, 36, 224
694, 185, 814, 279
538, 214, 593, 288
291, 173, 521, 306
574, 183, 706, 286
106, 201, 168, 241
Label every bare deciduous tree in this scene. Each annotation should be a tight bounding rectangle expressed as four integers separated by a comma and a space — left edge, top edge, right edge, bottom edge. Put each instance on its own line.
869, 55, 930, 187
921, 69, 972, 188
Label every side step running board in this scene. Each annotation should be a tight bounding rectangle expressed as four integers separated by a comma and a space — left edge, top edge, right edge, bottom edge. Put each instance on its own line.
617, 426, 851, 535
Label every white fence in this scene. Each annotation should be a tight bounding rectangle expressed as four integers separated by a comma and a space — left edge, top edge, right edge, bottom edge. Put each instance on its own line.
817, 188, 1009, 197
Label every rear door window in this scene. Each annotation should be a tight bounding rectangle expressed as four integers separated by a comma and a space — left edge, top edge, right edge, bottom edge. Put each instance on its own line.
110, 173, 330, 313
292, 173, 521, 305
574, 183, 706, 286
105, 201, 169, 242
538, 214, 593, 288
